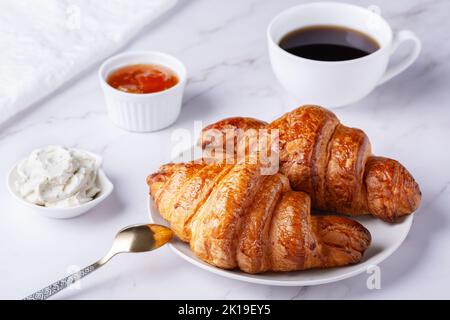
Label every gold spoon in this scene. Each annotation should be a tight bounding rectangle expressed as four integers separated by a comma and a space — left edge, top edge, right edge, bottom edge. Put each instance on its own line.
23, 224, 173, 300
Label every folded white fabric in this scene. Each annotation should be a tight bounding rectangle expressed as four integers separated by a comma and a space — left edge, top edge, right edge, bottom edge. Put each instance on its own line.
0, 0, 177, 124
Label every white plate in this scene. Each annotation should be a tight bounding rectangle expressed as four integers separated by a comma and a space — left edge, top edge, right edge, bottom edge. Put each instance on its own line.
148, 198, 413, 286
148, 146, 413, 286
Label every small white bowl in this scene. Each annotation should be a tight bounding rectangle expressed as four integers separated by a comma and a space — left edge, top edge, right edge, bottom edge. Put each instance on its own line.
99, 51, 187, 132
6, 151, 114, 219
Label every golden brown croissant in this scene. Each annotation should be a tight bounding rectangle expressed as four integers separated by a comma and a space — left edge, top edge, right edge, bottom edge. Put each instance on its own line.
147, 161, 371, 274
200, 105, 421, 222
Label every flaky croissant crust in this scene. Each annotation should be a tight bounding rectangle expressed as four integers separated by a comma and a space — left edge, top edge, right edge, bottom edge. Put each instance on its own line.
148, 161, 371, 274
200, 105, 421, 222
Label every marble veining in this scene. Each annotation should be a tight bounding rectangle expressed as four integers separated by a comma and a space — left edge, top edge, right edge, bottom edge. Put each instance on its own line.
1, 0, 449, 299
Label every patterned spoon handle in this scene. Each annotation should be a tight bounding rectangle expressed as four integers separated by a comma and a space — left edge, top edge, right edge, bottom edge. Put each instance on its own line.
23, 262, 101, 300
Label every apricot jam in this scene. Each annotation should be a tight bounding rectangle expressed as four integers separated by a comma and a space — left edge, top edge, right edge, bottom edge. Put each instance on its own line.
107, 64, 179, 94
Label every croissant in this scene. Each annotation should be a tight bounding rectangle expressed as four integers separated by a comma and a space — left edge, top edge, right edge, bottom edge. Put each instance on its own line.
200, 105, 421, 222
147, 161, 371, 274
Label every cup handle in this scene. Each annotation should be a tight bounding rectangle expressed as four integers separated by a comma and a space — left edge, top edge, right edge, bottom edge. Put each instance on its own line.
377, 30, 421, 85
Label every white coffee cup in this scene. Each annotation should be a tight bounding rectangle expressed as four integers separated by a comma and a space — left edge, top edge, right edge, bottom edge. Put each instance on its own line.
267, 2, 421, 107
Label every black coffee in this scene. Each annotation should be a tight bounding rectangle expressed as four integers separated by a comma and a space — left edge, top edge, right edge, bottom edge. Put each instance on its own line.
279, 25, 380, 61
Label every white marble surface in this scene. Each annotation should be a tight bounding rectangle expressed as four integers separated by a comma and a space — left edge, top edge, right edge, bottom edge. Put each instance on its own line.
1, 0, 449, 299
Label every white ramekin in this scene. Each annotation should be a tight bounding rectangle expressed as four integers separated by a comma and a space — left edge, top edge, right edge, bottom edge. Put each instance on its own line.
99, 51, 187, 132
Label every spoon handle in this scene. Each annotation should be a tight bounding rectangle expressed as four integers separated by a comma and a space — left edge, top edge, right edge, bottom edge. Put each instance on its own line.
23, 262, 101, 300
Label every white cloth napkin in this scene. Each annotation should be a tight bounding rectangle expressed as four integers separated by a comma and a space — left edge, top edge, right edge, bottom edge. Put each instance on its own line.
0, 0, 177, 124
